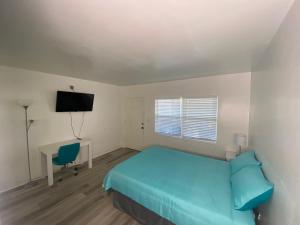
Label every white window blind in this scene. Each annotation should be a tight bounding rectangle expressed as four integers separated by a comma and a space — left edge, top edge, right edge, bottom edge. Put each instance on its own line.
182, 97, 218, 142
155, 97, 218, 142
155, 99, 181, 137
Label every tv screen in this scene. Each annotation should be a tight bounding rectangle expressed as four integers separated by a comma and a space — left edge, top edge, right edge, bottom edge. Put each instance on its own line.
56, 91, 94, 112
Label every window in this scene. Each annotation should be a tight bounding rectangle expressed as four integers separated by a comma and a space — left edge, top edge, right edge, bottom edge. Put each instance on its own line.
182, 98, 218, 141
155, 97, 218, 142
155, 99, 181, 137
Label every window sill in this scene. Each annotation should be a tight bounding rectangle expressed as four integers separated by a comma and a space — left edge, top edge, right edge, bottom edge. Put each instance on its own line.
155, 132, 217, 144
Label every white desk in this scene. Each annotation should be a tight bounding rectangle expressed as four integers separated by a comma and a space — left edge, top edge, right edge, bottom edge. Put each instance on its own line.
39, 138, 93, 186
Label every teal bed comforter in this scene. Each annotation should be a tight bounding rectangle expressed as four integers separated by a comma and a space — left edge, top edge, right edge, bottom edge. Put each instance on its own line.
103, 146, 255, 225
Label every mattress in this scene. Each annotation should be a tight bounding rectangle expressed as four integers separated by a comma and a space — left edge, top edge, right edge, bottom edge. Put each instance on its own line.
103, 146, 255, 225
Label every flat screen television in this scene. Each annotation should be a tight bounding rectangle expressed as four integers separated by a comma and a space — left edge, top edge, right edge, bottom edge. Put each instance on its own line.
56, 91, 94, 112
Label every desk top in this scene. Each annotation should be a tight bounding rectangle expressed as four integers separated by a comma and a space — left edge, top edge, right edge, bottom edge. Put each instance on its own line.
39, 138, 91, 155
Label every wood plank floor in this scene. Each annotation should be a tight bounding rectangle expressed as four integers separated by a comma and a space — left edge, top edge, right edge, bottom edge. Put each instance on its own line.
0, 148, 140, 225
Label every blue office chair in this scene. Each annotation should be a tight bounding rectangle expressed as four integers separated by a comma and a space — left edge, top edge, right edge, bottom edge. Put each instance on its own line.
52, 143, 80, 182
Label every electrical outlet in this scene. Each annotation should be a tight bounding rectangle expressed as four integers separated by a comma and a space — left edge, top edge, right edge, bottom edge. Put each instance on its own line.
253, 209, 262, 223
257, 213, 262, 221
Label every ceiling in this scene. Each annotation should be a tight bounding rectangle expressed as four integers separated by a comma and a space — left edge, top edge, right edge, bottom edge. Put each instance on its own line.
0, 0, 294, 85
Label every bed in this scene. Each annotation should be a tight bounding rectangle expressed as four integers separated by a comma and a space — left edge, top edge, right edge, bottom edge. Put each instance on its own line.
103, 146, 255, 225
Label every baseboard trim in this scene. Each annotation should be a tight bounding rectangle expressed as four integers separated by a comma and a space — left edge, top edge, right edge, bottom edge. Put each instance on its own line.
0, 146, 124, 194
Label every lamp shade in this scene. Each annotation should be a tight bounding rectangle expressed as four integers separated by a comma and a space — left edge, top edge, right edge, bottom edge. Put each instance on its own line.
17, 99, 33, 107
234, 133, 247, 147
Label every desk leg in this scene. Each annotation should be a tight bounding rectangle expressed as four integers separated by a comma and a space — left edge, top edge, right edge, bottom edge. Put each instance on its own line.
46, 154, 54, 186
88, 144, 93, 169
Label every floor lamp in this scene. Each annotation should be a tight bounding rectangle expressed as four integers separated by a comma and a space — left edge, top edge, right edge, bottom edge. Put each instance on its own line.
18, 99, 34, 183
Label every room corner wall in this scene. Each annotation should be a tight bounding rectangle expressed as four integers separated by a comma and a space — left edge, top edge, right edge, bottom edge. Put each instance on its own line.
249, 1, 300, 224
0, 65, 122, 192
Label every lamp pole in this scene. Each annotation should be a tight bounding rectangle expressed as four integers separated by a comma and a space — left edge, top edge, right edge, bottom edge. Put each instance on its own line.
23, 105, 34, 182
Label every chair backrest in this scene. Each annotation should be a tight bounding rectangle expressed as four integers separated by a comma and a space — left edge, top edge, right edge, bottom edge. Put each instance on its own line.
57, 143, 80, 165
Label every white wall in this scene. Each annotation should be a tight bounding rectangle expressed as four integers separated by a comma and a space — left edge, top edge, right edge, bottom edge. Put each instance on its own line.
249, 1, 300, 224
0, 65, 121, 192
121, 72, 251, 159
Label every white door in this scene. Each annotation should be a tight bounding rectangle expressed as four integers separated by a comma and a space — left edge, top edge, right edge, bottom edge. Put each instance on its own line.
124, 97, 145, 150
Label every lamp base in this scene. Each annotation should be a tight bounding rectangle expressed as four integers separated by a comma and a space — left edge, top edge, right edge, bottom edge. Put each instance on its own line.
225, 151, 237, 161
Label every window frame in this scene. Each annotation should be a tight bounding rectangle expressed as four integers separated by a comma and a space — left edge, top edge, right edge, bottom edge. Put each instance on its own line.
154, 96, 218, 144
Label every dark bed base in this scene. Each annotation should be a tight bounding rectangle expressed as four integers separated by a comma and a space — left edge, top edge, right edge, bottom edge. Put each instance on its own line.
113, 191, 175, 225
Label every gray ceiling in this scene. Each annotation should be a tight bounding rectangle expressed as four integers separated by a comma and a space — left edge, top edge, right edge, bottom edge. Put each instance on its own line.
0, 0, 294, 85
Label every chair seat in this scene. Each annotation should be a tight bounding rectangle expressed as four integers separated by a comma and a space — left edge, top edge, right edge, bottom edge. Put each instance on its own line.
52, 157, 65, 166
53, 143, 80, 166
